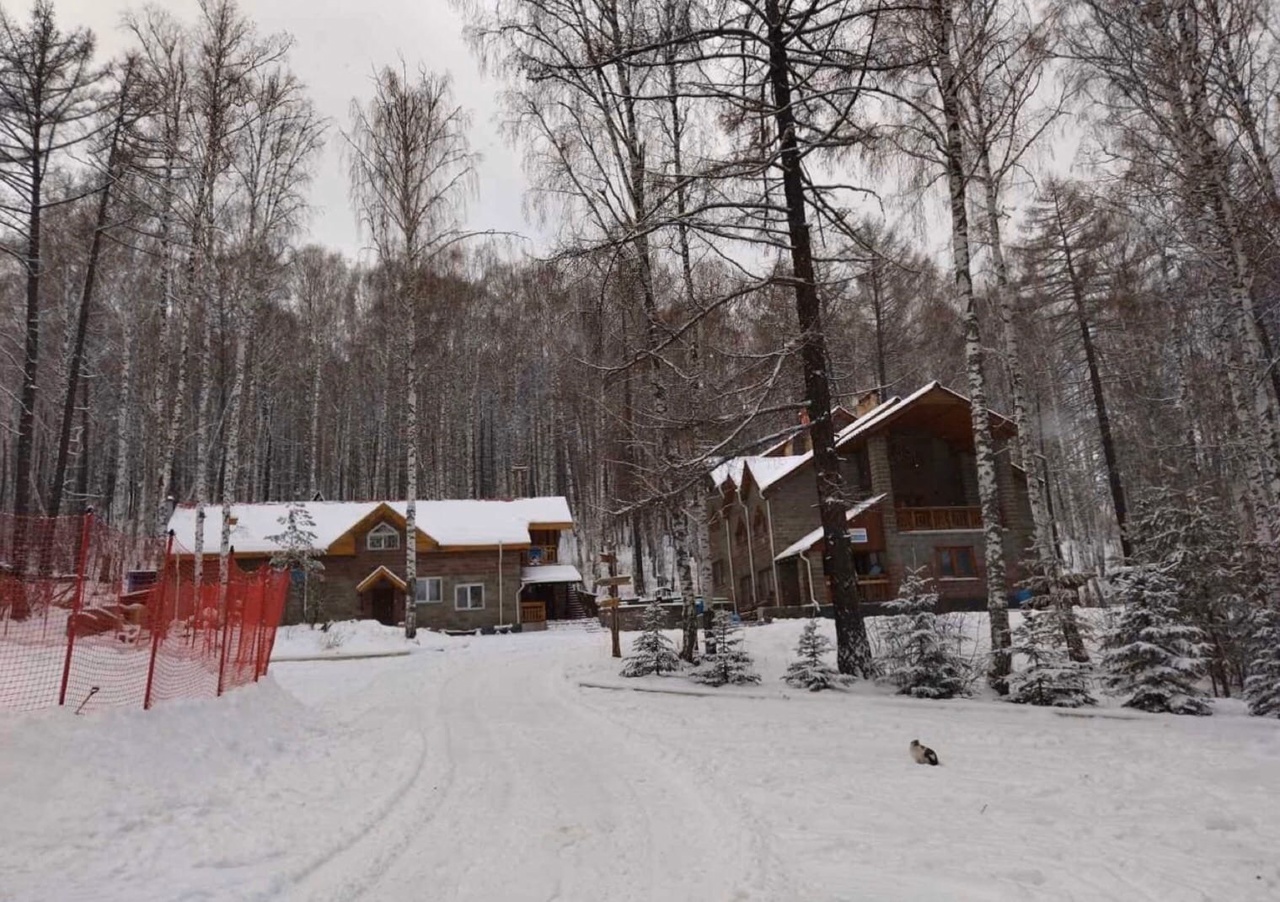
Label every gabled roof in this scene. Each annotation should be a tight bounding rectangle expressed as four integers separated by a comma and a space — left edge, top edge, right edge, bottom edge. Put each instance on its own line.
743, 456, 810, 493
774, 494, 888, 561
709, 382, 1018, 499
167, 497, 574, 556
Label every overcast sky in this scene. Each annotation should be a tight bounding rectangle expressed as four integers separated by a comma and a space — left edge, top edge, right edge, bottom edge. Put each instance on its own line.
60, 0, 536, 262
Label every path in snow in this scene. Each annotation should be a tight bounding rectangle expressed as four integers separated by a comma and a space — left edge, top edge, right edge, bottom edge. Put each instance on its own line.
278, 633, 767, 902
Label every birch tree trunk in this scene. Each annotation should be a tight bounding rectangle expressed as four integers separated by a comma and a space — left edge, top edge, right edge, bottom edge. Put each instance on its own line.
977, 146, 1086, 661
404, 289, 419, 639
933, 0, 1010, 689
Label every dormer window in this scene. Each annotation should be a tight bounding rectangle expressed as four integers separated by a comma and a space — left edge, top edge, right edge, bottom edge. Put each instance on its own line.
366, 522, 401, 551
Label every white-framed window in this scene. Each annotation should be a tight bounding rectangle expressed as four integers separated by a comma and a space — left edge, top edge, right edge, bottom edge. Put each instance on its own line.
454, 583, 485, 611
366, 522, 400, 551
415, 577, 442, 604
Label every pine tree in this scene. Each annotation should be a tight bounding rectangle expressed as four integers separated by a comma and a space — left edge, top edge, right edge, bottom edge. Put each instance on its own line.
1008, 609, 1096, 708
621, 602, 682, 677
879, 568, 967, 699
267, 501, 325, 626
1101, 564, 1212, 715
784, 617, 843, 691
1243, 605, 1280, 718
690, 609, 760, 686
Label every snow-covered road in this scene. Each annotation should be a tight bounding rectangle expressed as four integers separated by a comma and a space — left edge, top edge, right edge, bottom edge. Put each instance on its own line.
2, 620, 1278, 901
282, 635, 765, 902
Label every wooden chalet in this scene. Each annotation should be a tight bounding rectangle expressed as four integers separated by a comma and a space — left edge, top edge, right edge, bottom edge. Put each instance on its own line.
707, 383, 1035, 614
167, 498, 580, 630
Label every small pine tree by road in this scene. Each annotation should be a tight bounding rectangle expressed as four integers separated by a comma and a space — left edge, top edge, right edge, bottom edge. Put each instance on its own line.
621, 602, 682, 677
879, 568, 966, 699
784, 617, 843, 691
1008, 608, 1096, 708
1102, 564, 1211, 715
266, 501, 325, 626
1244, 605, 1280, 718
691, 609, 760, 686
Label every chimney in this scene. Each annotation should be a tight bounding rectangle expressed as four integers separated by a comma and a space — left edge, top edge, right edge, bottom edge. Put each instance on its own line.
511, 465, 530, 499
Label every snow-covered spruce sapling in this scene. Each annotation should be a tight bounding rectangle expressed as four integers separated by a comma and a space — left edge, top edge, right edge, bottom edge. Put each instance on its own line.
266, 501, 325, 626
784, 617, 843, 691
1101, 564, 1212, 715
620, 602, 682, 677
1008, 608, 1096, 708
1243, 605, 1280, 718
690, 609, 760, 686
878, 568, 967, 699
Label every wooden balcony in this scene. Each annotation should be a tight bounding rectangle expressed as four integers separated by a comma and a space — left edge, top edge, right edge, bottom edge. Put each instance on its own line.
857, 578, 895, 604
897, 506, 983, 532
520, 545, 559, 566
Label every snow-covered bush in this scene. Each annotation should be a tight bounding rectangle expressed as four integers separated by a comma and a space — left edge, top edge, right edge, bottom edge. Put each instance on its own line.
620, 602, 681, 677
690, 609, 759, 686
1243, 605, 1280, 718
878, 568, 967, 699
1101, 563, 1211, 715
1008, 608, 1096, 708
783, 617, 843, 691
1127, 488, 1256, 696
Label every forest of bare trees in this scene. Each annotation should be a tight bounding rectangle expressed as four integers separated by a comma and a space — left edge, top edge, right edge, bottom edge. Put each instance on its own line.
2, 0, 1279, 685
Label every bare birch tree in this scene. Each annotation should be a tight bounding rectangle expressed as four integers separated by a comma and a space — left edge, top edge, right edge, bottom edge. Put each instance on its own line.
347, 64, 477, 638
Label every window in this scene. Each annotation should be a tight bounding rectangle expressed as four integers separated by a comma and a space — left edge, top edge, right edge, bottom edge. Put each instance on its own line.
752, 507, 768, 539
712, 560, 725, 590
415, 577, 442, 604
454, 583, 485, 610
937, 547, 977, 579
366, 522, 400, 551
854, 551, 886, 578
734, 520, 748, 548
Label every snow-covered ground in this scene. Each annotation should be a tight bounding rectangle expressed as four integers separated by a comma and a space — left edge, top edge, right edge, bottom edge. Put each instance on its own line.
2, 617, 1278, 901
270, 619, 450, 660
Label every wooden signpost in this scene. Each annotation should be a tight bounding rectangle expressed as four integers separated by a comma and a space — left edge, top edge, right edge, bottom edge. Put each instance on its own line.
597, 552, 627, 658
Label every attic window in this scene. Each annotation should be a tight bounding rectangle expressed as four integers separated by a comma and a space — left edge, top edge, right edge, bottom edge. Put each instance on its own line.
366, 522, 401, 551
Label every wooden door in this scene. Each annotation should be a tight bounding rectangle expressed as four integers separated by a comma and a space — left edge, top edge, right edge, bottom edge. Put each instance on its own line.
371, 586, 395, 625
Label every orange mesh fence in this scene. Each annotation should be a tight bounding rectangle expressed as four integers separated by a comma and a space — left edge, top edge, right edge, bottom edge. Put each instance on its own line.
0, 511, 288, 714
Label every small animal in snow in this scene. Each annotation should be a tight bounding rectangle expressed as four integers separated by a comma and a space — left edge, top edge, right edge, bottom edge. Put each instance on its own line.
910, 739, 939, 766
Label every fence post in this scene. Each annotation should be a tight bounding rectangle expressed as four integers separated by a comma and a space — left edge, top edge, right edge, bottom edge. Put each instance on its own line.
58, 509, 95, 707
143, 530, 176, 710
252, 566, 269, 681
216, 547, 234, 697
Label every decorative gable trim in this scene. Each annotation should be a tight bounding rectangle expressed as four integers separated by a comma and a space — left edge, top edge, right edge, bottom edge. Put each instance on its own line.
356, 565, 408, 594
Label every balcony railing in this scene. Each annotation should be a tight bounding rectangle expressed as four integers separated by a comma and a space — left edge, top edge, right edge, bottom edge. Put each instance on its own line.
857, 578, 895, 604
521, 545, 559, 566
897, 506, 983, 532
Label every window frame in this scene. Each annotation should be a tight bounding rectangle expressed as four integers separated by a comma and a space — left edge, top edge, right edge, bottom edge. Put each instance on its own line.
415, 576, 442, 605
366, 522, 401, 551
454, 582, 485, 611
936, 546, 978, 580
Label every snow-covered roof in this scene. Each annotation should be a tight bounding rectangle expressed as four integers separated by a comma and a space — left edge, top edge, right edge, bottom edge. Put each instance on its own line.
710, 457, 748, 491
745, 456, 810, 493
520, 564, 583, 585
167, 497, 574, 556
774, 494, 888, 561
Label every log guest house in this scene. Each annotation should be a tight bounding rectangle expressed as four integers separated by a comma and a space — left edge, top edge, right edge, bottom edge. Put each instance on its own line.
708, 383, 1035, 614
167, 498, 579, 630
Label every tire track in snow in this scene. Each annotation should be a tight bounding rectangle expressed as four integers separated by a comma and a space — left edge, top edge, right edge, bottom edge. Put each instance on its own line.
270, 655, 462, 902
345, 635, 763, 901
